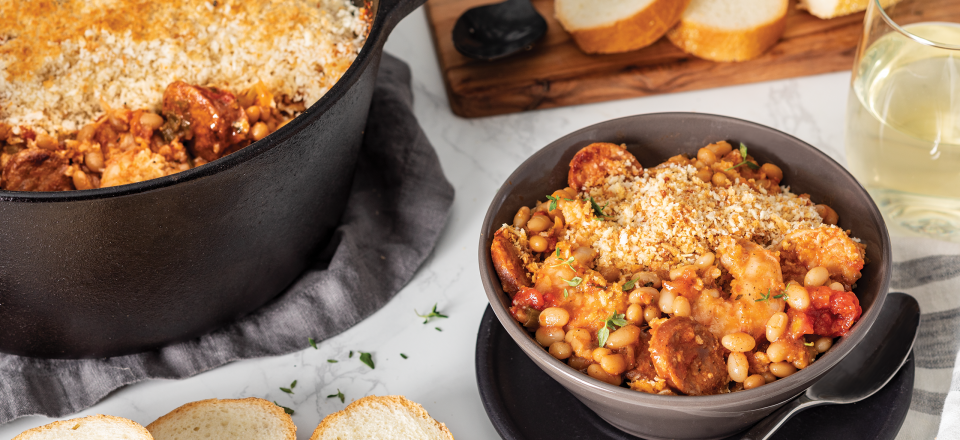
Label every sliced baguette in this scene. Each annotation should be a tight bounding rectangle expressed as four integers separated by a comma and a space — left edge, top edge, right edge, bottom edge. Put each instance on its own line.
13, 415, 153, 440
146, 398, 296, 440
555, 0, 691, 54
310, 395, 453, 440
798, 0, 899, 19
666, 0, 789, 62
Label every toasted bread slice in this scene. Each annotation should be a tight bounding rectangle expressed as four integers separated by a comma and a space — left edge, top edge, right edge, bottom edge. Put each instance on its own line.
666, 0, 789, 62
310, 395, 453, 440
146, 398, 295, 440
555, 0, 691, 54
13, 415, 153, 440
798, 0, 899, 19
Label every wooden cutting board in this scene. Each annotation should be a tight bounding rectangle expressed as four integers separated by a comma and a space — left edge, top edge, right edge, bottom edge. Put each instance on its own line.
424, 0, 867, 118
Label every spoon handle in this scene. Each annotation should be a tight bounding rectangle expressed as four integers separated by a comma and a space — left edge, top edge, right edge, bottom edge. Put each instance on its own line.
740, 393, 828, 440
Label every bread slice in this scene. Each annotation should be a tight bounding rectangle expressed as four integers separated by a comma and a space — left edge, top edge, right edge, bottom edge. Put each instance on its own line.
310, 395, 454, 440
146, 398, 296, 440
666, 0, 789, 62
555, 0, 691, 54
798, 0, 899, 19
13, 415, 153, 440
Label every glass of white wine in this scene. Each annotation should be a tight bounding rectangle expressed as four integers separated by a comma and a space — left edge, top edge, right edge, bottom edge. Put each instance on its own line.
846, 0, 960, 240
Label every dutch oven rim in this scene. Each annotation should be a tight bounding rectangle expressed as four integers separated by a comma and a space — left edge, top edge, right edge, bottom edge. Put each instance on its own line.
0, 0, 413, 203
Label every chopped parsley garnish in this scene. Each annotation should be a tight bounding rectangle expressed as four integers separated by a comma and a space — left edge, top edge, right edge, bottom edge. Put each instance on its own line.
327, 389, 345, 403
359, 352, 374, 369
327, 359, 338, 363
435, 327, 442, 332
349, 351, 354, 358
415, 303, 448, 324
290, 380, 297, 389
622, 279, 637, 291
280, 387, 293, 395
274, 402, 295, 415
400, 353, 408, 359
562, 276, 583, 287
586, 196, 611, 220
725, 143, 760, 171
597, 313, 628, 348
308, 337, 317, 349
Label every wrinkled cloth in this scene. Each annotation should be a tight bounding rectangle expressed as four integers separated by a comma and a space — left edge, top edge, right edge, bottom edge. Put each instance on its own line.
885, 237, 960, 440
0, 53, 454, 424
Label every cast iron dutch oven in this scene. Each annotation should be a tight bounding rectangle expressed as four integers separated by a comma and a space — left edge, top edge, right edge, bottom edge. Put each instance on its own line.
0, 0, 424, 358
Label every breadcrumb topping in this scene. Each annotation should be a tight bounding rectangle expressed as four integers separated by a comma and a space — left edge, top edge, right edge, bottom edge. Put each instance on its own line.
0, 0, 370, 136
562, 163, 823, 273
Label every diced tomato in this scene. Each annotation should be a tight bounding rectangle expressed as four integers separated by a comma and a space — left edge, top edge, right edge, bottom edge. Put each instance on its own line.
804, 287, 862, 337
509, 287, 548, 327
511, 287, 545, 311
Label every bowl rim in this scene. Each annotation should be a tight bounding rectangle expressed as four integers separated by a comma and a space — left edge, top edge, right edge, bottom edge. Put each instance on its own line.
478, 112, 892, 410
0, 0, 393, 202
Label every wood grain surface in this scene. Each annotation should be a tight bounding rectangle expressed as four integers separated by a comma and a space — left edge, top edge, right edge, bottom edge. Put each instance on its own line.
425, 0, 868, 118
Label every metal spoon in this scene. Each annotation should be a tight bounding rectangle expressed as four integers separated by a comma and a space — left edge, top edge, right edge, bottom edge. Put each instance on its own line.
452, 0, 547, 61
742, 291, 920, 440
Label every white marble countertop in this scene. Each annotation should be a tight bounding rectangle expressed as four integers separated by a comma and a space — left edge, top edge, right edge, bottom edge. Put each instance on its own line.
0, 7, 860, 440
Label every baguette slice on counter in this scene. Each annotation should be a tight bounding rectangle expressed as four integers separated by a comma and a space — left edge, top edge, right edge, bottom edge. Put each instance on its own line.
146, 398, 295, 440
666, 0, 789, 62
798, 0, 899, 19
13, 415, 153, 440
555, 0, 691, 54
310, 395, 454, 440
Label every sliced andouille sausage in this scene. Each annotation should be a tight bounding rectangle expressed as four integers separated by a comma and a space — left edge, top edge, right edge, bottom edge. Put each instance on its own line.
161, 81, 249, 162
649, 316, 727, 396
1, 148, 73, 191
568, 142, 642, 191
491, 228, 531, 295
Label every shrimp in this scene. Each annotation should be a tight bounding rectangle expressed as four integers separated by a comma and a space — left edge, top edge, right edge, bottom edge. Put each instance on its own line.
535, 244, 627, 332
777, 225, 865, 289
567, 142, 642, 191
692, 237, 785, 341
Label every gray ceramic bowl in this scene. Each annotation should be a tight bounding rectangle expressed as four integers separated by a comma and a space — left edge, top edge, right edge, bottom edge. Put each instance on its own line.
478, 113, 891, 440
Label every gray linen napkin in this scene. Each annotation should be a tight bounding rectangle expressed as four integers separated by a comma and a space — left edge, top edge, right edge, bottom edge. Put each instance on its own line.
0, 53, 454, 425
885, 236, 960, 440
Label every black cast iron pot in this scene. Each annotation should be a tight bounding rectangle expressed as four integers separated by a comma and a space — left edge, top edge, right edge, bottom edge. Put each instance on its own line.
0, 0, 423, 358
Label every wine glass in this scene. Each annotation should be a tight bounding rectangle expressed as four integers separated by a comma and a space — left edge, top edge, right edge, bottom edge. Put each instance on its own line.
845, 0, 960, 240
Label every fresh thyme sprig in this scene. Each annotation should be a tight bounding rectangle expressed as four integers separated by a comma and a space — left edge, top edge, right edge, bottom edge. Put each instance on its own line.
546, 194, 573, 211
415, 303, 448, 324
327, 389, 345, 403
586, 196, 611, 220
562, 276, 583, 287
597, 313, 628, 348
725, 143, 760, 171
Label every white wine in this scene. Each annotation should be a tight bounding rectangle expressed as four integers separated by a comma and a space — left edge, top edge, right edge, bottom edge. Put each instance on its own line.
846, 22, 960, 238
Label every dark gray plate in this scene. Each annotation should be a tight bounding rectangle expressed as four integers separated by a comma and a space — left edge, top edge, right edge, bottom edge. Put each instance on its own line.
475, 306, 914, 440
